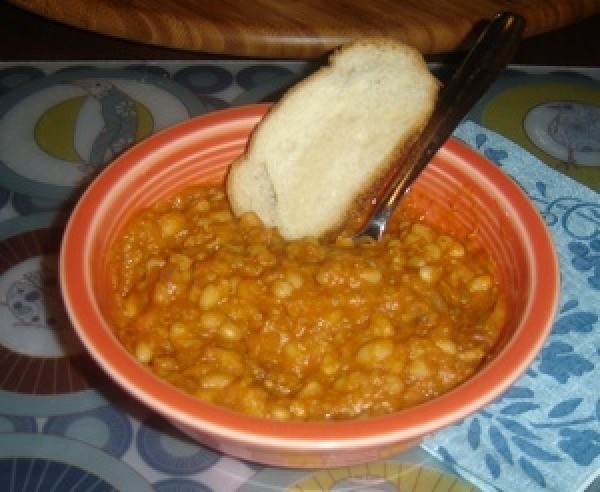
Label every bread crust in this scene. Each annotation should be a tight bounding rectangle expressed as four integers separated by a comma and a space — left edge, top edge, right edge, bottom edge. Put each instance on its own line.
226, 37, 440, 240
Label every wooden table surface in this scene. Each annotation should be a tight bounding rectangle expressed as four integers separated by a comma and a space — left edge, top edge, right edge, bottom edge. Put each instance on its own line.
1, 2, 600, 66
6, 0, 600, 59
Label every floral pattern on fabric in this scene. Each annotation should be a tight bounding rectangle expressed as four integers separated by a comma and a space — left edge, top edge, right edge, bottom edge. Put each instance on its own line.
422, 122, 600, 492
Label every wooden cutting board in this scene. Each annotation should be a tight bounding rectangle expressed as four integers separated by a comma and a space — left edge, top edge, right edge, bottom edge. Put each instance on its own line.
9, 0, 600, 58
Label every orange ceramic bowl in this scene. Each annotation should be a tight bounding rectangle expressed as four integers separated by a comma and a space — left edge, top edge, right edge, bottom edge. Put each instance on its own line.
60, 104, 559, 468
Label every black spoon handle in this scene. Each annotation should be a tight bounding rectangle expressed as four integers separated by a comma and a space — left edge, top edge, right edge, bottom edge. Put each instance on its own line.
356, 12, 526, 240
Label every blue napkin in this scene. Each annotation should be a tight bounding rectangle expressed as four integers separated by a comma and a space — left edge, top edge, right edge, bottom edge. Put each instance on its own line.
421, 121, 600, 492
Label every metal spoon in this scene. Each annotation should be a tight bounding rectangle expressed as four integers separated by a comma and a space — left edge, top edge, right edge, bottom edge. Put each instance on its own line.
354, 11, 526, 240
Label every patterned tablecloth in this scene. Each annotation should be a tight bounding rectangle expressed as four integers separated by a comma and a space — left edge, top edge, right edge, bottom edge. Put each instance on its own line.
0, 60, 598, 491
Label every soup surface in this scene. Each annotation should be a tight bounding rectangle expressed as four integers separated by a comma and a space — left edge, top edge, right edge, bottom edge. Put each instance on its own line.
108, 185, 505, 421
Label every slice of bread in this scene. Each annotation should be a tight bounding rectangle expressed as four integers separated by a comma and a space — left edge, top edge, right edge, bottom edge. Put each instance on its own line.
226, 38, 440, 240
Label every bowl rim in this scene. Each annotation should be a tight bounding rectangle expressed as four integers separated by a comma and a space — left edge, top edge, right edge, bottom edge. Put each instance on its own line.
60, 104, 559, 450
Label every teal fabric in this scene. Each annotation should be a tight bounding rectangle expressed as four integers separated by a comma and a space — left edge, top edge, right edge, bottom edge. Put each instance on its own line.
422, 121, 600, 492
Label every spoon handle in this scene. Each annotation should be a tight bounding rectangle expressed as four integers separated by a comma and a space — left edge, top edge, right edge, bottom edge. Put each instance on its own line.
356, 11, 526, 240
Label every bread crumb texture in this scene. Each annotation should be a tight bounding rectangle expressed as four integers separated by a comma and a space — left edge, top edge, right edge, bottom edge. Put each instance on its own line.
227, 38, 440, 240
